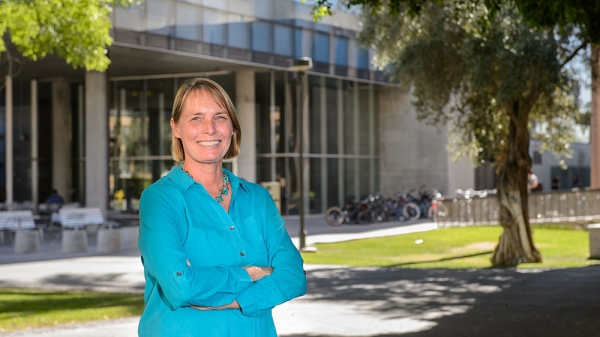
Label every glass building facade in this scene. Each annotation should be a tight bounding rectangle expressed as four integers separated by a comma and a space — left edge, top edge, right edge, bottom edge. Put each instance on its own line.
108, 72, 379, 215
106, 0, 382, 214
1, 0, 386, 214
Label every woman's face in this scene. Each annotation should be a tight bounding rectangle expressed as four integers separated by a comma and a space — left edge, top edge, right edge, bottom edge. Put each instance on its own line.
171, 90, 234, 166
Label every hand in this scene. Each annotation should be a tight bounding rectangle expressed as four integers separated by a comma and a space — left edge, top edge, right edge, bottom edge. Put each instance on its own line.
243, 266, 273, 281
191, 300, 240, 311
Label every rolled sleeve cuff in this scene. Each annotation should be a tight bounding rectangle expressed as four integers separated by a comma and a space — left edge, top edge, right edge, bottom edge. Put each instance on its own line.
236, 290, 259, 317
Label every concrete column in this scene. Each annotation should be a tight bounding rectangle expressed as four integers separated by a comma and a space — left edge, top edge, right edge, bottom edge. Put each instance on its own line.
5, 75, 13, 204
235, 70, 256, 182
85, 71, 109, 212
52, 79, 71, 202
31, 80, 39, 209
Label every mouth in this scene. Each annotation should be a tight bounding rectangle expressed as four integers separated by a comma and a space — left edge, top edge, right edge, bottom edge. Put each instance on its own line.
197, 140, 221, 146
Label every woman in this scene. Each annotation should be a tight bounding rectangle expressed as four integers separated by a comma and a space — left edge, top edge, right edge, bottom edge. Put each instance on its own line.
138, 77, 306, 336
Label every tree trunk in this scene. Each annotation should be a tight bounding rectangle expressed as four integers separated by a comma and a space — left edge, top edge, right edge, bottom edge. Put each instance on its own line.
490, 105, 541, 266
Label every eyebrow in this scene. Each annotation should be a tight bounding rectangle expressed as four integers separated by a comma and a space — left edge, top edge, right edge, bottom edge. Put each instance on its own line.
188, 111, 228, 117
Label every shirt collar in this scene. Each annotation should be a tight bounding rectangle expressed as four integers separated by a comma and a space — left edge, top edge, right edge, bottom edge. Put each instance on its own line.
166, 165, 249, 194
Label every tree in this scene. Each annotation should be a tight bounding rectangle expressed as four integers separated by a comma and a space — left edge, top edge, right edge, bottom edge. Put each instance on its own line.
311, 0, 600, 187
311, 0, 583, 266
0, 0, 138, 85
499, 1, 600, 189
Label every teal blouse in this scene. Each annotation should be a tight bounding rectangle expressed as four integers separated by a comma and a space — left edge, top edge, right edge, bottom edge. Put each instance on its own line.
138, 167, 306, 336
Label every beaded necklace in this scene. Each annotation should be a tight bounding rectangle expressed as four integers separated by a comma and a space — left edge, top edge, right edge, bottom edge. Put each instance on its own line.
180, 163, 230, 203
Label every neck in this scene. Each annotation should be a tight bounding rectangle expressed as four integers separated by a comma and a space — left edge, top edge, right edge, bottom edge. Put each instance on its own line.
180, 162, 228, 199
182, 162, 222, 184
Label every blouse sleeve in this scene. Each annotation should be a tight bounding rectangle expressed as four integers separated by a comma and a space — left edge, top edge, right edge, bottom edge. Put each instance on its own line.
139, 185, 253, 310
235, 187, 307, 317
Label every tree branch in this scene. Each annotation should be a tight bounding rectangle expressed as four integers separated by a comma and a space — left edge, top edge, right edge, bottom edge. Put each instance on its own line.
560, 39, 588, 68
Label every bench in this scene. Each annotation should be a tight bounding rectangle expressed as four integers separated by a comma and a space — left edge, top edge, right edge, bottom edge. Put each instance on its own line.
56, 207, 121, 253
59, 207, 109, 229
0, 210, 36, 231
0, 210, 40, 253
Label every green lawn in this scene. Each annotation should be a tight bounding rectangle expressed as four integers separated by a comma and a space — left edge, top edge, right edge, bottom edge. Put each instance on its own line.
0, 289, 143, 333
301, 225, 600, 269
1, 225, 596, 333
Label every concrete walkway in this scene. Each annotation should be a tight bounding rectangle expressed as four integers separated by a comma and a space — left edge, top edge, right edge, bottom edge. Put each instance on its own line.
1, 218, 600, 336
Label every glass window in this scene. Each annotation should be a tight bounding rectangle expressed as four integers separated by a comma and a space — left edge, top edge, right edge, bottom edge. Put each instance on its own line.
358, 82, 370, 155
372, 86, 380, 156
313, 33, 330, 63
146, 79, 175, 158
203, 9, 227, 45
109, 81, 143, 160
147, 0, 173, 36
274, 25, 293, 56
228, 14, 250, 49
308, 76, 322, 154
345, 158, 358, 201
10, 79, 32, 202
309, 158, 323, 213
109, 159, 172, 212
255, 72, 271, 154
359, 159, 370, 198
274, 72, 287, 153
327, 158, 340, 207
176, 3, 200, 40
257, 158, 273, 185
343, 81, 355, 155
252, 21, 272, 53
294, 29, 303, 57
357, 47, 370, 69
288, 156, 299, 215
335, 37, 348, 66
294, 28, 313, 58
326, 79, 338, 154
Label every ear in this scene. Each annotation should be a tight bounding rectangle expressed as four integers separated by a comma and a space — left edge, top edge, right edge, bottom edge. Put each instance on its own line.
170, 118, 181, 139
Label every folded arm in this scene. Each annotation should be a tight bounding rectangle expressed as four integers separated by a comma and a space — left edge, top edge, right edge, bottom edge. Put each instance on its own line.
139, 186, 254, 310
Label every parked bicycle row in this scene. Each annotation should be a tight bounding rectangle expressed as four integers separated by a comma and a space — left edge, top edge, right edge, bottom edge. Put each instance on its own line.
324, 186, 442, 227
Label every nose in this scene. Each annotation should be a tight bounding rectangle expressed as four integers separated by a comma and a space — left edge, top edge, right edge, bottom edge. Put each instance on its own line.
202, 119, 215, 135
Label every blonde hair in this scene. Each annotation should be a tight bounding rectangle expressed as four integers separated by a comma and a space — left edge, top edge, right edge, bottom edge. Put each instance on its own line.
171, 77, 242, 162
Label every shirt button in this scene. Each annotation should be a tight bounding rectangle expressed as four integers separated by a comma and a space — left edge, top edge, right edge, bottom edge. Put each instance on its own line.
229, 226, 235, 230
176, 272, 182, 276
240, 252, 245, 256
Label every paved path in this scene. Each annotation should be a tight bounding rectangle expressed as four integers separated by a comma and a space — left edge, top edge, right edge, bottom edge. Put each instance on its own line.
1, 218, 600, 336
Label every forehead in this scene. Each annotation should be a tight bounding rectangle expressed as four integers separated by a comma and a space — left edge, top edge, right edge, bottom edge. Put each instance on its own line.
184, 89, 227, 111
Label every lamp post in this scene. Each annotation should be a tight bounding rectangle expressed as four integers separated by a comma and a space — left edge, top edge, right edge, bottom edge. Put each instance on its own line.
288, 57, 313, 251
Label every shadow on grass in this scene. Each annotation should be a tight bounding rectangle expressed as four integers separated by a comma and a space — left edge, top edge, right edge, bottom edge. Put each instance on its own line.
0, 288, 144, 331
0, 288, 143, 316
385, 250, 494, 267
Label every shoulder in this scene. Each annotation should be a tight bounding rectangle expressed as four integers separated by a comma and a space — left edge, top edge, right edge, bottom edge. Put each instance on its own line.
140, 175, 183, 205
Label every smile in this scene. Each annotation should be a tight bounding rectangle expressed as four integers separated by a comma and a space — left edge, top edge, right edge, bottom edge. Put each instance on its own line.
197, 140, 221, 146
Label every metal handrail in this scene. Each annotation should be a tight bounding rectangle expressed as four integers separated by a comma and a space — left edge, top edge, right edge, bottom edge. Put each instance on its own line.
435, 188, 600, 227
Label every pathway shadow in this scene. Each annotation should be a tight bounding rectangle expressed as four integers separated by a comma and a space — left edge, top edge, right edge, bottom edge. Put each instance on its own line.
296, 265, 600, 336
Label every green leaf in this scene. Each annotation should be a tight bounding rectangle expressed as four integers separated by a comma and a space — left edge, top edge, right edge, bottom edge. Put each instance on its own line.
1, 0, 139, 72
